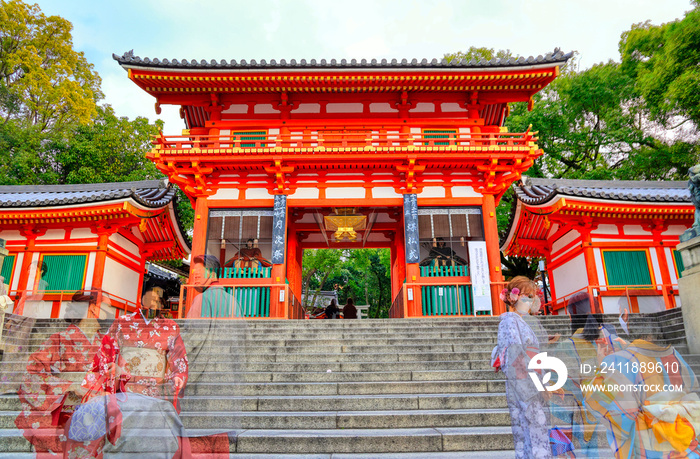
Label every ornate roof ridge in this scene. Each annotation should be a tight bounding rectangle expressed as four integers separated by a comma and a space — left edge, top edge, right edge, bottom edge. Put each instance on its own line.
113, 49, 574, 70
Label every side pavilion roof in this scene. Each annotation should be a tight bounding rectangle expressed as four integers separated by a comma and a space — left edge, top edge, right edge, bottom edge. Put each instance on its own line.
0, 180, 191, 261
501, 177, 693, 257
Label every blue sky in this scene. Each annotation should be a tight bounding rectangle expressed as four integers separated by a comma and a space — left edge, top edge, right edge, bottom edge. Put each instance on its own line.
35, 0, 695, 132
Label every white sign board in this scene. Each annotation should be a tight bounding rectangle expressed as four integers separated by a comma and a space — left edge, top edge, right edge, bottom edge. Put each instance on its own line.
468, 241, 492, 313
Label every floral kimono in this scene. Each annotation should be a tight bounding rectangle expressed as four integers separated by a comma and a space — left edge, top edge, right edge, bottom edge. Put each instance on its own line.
15, 324, 104, 458
86, 311, 188, 412
497, 311, 552, 459
584, 339, 700, 459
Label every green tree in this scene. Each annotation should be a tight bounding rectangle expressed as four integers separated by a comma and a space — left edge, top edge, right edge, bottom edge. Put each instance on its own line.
620, 2, 700, 127
0, 0, 102, 132
444, 46, 513, 63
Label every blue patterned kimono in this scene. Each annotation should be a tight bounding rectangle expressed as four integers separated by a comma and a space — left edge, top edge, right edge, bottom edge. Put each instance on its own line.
497, 311, 552, 459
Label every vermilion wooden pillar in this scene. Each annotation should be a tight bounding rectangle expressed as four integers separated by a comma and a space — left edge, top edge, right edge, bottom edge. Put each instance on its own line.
579, 224, 600, 313
89, 227, 114, 319
482, 194, 504, 315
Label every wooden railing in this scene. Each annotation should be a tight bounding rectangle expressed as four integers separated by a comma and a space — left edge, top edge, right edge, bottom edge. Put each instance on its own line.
154, 128, 535, 153
8, 289, 139, 317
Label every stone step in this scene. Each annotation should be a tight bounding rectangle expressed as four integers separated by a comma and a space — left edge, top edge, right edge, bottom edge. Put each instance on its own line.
234, 426, 514, 454
183, 380, 506, 397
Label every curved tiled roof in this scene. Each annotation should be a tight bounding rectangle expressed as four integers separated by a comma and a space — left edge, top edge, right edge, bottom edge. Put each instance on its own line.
0, 180, 176, 209
514, 177, 691, 205
113, 49, 574, 70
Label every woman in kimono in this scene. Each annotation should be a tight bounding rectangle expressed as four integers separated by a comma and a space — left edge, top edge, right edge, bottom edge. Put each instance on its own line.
87, 284, 187, 411
15, 305, 108, 458
496, 276, 552, 459
584, 323, 700, 458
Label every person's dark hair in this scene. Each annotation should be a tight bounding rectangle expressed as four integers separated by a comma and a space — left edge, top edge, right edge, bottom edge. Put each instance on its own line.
346, 298, 354, 307
633, 323, 660, 344
329, 299, 337, 308
582, 314, 603, 343
247, 238, 254, 243
40, 262, 47, 277
193, 254, 221, 277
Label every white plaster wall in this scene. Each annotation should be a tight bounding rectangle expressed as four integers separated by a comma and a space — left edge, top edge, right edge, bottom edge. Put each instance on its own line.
289, 188, 320, 200
601, 296, 624, 314
110, 233, 139, 257
36, 229, 65, 240
0, 230, 23, 241
638, 296, 665, 314
594, 249, 606, 287
84, 252, 96, 289
552, 253, 588, 298
70, 228, 95, 239
648, 249, 662, 288
552, 230, 579, 255
101, 257, 140, 303
23, 300, 52, 318
26, 253, 39, 290
591, 224, 618, 235
666, 248, 679, 284
666, 225, 689, 236
419, 187, 446, 198
210, 188, 240, 200
326, 187, 365, 199
10, 253, 23, 291
246, 188, 272, 199
451, 186, 480, 198
373, 188, 402, 199
622, 225, 649, 236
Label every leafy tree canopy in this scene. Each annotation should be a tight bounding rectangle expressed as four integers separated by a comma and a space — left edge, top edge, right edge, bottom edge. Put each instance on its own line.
0, 0, 102, 132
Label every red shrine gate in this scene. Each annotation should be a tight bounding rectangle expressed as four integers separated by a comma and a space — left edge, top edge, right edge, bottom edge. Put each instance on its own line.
115, 51, 572, 318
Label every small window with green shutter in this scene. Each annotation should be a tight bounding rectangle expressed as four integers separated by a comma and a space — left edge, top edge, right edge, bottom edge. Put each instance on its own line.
673, 250, 685, 279
233, 131, 266, 148
423, 129, 456, 146
1, 255, 15, 287
602, 250, 653, 287
40, 255, 87, 291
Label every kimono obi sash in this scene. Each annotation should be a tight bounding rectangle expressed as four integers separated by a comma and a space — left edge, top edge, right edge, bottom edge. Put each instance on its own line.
122, 346, 166, 379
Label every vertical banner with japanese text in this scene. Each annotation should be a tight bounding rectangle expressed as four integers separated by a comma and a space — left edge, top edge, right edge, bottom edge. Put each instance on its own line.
468, 241, 492, 312
404, 194, 420, 264
271, 195, 287, 265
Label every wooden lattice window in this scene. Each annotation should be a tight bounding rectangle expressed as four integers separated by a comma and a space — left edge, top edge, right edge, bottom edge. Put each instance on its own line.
673, 250, 685, 279
1, 255, 15, 288
602, 250, 653, 287
233, 131, 266, 148
423, 129, 457, 146
40, 254, 87, 291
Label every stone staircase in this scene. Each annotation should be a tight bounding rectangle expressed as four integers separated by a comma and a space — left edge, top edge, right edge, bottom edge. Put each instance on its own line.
0, 308, 691, 458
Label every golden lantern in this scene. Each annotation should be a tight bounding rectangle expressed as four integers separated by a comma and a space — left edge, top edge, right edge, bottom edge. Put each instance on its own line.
324, 208, 366, 242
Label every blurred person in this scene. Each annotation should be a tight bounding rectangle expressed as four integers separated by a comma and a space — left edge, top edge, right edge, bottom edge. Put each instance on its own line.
342, 297, 357, 319
325, 299, 340, 319
15, 302, 111, 458
583, 323, 700, 458
495, 276, 553, 459
188, 255, 237, 318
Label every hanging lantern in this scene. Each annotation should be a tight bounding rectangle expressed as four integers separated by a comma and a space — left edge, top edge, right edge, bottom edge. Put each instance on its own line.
324, 208, 367, 242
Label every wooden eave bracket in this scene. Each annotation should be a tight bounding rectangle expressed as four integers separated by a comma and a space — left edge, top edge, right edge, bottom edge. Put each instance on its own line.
395, 158, 425, 193
264, 160, 294, 194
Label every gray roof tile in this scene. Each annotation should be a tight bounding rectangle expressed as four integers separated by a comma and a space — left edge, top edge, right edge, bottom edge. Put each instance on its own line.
114, 49, 573, 70
515, 177, 692, 205
0, 180, 175, 208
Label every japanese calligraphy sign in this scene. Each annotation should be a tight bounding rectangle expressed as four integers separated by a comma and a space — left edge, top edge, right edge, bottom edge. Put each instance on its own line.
468, 241, 492, 312
271, 195, 287, 264
404, 194, 420, 264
